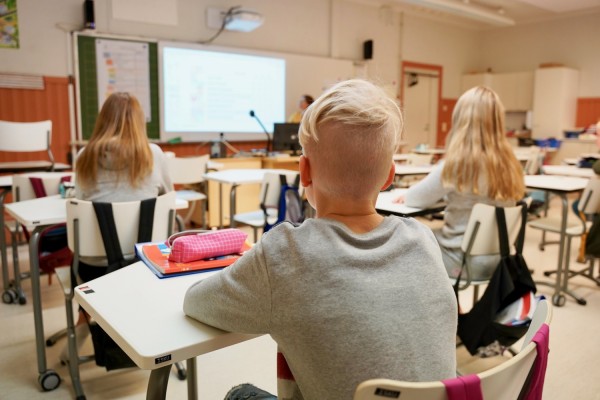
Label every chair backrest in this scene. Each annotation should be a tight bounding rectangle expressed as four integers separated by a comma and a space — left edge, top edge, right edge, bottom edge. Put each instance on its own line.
260, 171, 301, 209
166, 155, 209, 185
12, 172, 74, 201
406, 153, 433, 166
66, 191, 176, 258
0, 120, 53, 155
353, 299, 552, 400
577, 176, 600, 215
461, 203, 525, 256
522, 146, 542, 175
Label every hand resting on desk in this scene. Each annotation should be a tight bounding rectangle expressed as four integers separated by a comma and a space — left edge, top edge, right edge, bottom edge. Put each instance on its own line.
392, 194, 405, 204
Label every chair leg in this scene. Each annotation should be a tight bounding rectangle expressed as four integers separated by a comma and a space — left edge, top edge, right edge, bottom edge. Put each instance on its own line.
11, 231, 26, 305
46, 327, 68, 347
64, 298, 86, 400
561, 236, 587, 306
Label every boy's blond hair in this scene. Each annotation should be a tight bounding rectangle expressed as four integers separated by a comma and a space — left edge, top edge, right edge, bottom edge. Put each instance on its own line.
442, 86, 525, 200
299, 79, 403, 199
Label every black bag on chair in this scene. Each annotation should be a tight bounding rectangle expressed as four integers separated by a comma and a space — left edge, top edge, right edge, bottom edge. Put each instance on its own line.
456, 203, 537, 355
85, 199, 156, 371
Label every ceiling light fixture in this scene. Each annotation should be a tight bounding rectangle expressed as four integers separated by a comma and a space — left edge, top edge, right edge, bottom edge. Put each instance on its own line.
403, 0, 515, 26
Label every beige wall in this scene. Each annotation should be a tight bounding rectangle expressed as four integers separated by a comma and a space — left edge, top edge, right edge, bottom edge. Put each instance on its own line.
400, 13, 482, 98
1, 0, 599, 100
480, 12, 600, 97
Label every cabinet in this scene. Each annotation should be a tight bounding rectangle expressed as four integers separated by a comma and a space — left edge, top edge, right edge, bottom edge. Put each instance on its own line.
531, 67, 579, 139
461, 72, 533, 111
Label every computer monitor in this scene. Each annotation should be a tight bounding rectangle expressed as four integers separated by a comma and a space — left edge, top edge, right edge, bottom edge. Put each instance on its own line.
272, 123, 301, 155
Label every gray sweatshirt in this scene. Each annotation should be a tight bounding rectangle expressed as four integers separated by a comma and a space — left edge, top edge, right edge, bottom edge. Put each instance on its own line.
183, 216, 457, 400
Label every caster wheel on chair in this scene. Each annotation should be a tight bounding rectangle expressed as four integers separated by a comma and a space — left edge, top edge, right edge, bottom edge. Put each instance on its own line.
576, 298, 587, 306
2, 288, 17, 304
18, 294, 26, 305
552, 294, 566, 307
38, 370, 61, 391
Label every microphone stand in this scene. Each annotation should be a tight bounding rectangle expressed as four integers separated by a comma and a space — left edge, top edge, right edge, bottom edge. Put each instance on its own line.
249, 110, 271, 155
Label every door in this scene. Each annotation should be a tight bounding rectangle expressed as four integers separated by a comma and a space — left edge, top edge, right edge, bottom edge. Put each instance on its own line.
402, 72, 439, 152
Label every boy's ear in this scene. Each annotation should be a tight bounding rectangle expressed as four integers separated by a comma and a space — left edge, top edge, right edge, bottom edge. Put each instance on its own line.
299, 155, 312, 187
381, 162, 395, 190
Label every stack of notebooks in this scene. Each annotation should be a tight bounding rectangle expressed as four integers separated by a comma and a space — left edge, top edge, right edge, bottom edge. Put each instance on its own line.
135, 241, 251, 279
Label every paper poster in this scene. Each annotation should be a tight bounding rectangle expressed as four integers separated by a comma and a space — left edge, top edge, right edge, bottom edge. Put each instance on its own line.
0, 0, 19, 49
95, 39, 151, 121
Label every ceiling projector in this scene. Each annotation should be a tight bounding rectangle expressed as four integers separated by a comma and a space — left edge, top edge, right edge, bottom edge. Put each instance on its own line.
224, 9, 264, 32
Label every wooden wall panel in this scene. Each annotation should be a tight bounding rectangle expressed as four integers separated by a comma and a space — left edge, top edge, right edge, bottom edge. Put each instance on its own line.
0, 76, 72, 165
576, 98, 600, 128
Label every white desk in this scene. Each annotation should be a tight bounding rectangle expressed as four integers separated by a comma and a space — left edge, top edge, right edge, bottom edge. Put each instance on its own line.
542, 165, 595, 178
524, 175, 589, 307
75, 261, 258, 400
376, 189, 445, 217
0, 161, 71, 173
413, 147, 445, 155
394, 164, 434, 177
203, 169, 292, 229
3, 194, 189, 392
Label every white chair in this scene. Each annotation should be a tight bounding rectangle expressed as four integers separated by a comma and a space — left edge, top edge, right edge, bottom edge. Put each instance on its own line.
54, 191, 183, 399
353, 299, 552, 400
233, 171, 301, 242
528, 177, 600, 306
453, 202, 527, 304
166, 155, 209, 229
0, 120, 56, 171
2, 172, 74, 305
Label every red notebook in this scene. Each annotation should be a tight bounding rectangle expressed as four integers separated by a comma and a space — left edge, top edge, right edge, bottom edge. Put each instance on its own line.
135, 242, 250, 278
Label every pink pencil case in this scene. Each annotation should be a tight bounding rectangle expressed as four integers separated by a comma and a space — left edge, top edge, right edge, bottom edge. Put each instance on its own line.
168, 229, 248, 263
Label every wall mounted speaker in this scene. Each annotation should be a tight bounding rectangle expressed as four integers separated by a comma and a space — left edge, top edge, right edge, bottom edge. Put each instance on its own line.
84, 0, 95, 29
363, 40, 373, 60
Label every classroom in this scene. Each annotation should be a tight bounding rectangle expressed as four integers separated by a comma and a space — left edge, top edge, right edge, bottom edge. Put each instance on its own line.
1, 0, 600, 399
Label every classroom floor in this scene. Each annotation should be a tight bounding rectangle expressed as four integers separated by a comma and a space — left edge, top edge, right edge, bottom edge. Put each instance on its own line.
1, 196, 600, 399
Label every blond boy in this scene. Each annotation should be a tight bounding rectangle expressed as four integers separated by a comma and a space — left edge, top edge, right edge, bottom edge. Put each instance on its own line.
183, 79, 457, 400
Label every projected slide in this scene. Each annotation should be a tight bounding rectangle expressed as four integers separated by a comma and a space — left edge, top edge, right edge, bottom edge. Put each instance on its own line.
162, 46, 285, 134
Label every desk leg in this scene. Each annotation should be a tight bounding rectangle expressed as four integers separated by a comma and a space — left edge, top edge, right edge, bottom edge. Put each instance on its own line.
30, 226, 61, 391
187, 358, 198, 400
229, 184, 239, 228
147, 365, 171, 400
219, 183, 223, 229
1, 190, 10, 294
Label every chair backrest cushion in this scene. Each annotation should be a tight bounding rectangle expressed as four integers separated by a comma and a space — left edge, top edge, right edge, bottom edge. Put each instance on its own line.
578, 177, 600, 215
166, 155, 209, 185
461, 203, 524, 256
66, 191, 176, 258
12, 172, 74, 201
260, 171, 300, 208
0, 120, 52, 152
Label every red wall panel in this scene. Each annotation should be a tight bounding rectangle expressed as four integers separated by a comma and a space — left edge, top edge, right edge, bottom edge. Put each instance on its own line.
576, 98, 600, 128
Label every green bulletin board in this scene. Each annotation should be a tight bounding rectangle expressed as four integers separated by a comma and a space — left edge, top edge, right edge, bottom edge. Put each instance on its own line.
76, 34, 160, 139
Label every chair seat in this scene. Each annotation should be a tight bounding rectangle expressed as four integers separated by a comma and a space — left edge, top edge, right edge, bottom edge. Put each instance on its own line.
233, 209, 278, 228
175, 190, 206, 202
528, 217, 589, 236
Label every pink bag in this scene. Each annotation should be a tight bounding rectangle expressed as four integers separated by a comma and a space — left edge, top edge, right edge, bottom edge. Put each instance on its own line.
168, 229, 248, 263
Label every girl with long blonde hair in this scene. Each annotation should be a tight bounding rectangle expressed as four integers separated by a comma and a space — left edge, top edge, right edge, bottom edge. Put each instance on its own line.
395, 86, 525, 279
75, 92, 172, 202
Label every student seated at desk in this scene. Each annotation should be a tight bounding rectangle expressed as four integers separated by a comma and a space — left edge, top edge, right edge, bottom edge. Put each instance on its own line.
184, 79, 457, 400
70, 92, 173, 356
393, 86, 525, 281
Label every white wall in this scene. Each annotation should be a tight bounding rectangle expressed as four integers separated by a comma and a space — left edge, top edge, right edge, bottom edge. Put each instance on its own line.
480, 11, 600, 97
400, 13, 481, 99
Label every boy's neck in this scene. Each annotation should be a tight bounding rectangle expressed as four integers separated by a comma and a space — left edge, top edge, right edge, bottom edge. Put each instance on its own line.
316, 199, 384, 234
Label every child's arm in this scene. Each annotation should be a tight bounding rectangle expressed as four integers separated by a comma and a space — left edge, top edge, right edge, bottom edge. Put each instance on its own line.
182, 243, 272, 333
403, 162, 447, 207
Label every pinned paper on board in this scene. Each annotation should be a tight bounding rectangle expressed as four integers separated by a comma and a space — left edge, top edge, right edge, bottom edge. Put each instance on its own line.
95, 38, 151, 121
